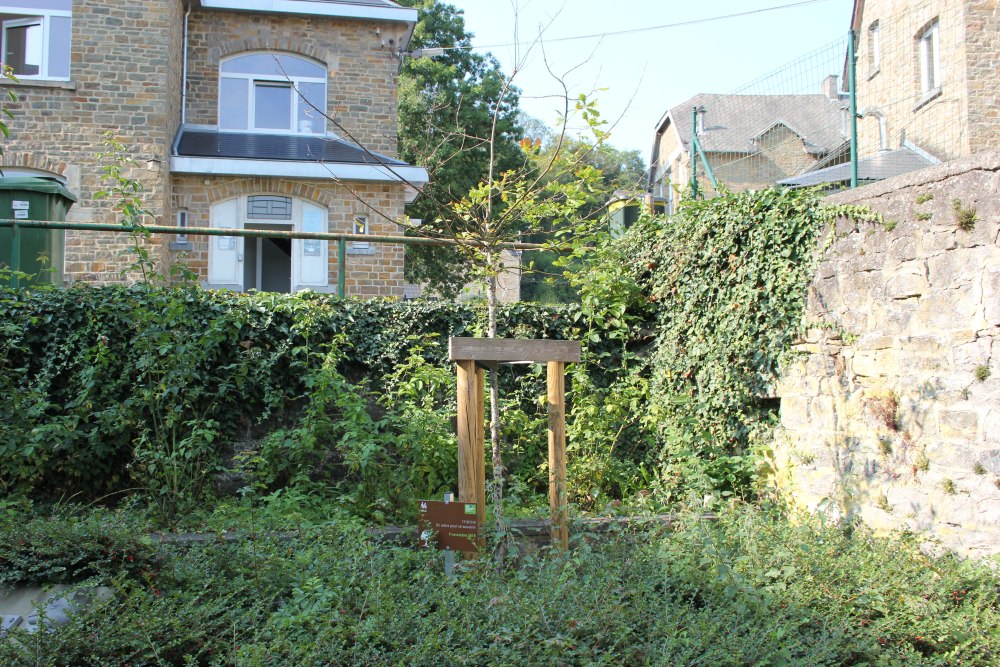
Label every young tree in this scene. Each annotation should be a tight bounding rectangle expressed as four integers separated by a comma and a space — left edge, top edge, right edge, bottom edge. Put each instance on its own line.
396, 0, 526, 297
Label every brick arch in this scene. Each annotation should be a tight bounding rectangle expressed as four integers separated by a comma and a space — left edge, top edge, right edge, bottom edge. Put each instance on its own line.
204, 179, 345, 210
214, 39, 329, 69
2, 152, 68, 177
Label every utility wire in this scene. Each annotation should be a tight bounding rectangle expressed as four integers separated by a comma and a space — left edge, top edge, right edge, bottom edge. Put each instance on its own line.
436, 0, 835, 52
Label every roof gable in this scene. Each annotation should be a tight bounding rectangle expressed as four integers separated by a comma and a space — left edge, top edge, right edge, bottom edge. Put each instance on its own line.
660, 92, 845, 156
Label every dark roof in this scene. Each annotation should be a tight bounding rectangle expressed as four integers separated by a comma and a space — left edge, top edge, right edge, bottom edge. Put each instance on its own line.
777, 146, 935, 187
175, 129, 408, 166
665, 93, 845, 156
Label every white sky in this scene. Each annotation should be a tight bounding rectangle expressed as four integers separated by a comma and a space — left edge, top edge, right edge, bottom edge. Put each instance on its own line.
446, 0, 854, 161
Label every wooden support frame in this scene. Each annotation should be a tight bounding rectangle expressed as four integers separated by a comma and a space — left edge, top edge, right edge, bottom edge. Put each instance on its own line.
450, 337, 581, 551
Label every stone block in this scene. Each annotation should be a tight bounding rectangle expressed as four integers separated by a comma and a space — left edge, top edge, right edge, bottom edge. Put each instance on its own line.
809, 395, 838, 432
887, 236, 918, 264
912, 288, 982, 333
939, 409, 979, 439
928, 247, 993, 287
872, 298, 918, 335
852, 350, 893, 377
984, 267, 1000, 327
983, 411, 1000, 444
780, 395, 809, 429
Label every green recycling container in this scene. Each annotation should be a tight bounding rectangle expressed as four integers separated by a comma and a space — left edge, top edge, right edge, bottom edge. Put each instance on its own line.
0, 176, 78, 286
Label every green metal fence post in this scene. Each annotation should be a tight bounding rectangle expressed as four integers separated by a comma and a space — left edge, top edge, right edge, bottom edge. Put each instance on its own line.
337, 237, 346, 297
848, 29, 859, 189
10, 221, 20, 289
690, 106, 699, 199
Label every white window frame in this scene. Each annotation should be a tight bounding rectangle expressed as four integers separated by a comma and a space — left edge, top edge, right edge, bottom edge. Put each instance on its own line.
0, 4, 72, 81
918, 20, 940, 95
218, 52, 327, 135
176, 208, 189, 242
207, 195, 329, 292
352, 215, 369, 249
868, 20, 880, 75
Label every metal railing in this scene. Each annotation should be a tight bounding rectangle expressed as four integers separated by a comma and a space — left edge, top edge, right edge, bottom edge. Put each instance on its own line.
0, 219, 550, 295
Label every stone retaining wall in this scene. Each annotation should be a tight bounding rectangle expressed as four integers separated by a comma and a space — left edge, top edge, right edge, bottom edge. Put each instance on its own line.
773, 151, 1000, 558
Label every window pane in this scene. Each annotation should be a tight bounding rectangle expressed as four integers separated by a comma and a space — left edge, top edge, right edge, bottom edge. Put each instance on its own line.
5, 22, 42, 76
296, 82, 325, 134
47, 15, 71, 78
247, 195, 292, 220
219, 77, 249, 130
254, 82, 292, 130
221, 53, 324, 79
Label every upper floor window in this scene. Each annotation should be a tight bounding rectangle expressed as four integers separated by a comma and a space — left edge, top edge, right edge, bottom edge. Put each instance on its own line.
1, 0, 72, 80
868, 20, 880, 75
917, 20, 940, 95
219, 53, 326, 135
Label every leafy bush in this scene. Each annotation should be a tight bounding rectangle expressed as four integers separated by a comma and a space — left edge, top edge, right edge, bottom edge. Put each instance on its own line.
1, 503, 995, 665
0, 286, 639, 516
589, 189, 878, 497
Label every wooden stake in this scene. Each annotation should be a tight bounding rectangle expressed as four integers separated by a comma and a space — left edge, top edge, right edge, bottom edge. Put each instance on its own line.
475, 367, 486, 551
547, 361, 568, 549
456, 360, 480, 557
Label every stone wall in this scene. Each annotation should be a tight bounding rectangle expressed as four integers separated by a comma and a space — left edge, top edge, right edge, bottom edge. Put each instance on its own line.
773, 151, 1000, 558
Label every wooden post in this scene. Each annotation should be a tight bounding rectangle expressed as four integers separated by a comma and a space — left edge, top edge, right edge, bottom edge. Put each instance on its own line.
456, 360, 481, 557
474, 367, 486, 549
547, 361, 568, 549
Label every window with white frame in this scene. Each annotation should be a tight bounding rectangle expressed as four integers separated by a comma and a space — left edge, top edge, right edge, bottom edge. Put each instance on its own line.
352, 215, 369, 249
868, 20, 880, 75
176, 208, 189, 242
0, 1, 72, 80
917, 20, 940, 95
218, 53, 327, 134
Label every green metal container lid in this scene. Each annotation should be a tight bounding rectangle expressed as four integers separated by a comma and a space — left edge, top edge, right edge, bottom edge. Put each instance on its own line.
0, 176, 78, 202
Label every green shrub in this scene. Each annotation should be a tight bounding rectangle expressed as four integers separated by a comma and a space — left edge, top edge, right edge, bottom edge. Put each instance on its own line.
1, 503, 995, 666
598, 189, 879, 497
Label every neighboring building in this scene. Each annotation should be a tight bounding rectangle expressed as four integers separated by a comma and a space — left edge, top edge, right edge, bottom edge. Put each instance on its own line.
0, 0, 428, 296
647, 80, 846, 210
852, 0, 999, 163
782, 0, 1000, 189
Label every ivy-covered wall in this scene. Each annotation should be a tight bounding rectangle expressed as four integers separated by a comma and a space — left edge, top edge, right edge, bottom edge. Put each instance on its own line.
774, 151, 1000, 558
0, 287, 595, 502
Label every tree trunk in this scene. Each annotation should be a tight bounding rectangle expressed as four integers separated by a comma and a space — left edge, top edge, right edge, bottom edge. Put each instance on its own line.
485, 255, 509, 562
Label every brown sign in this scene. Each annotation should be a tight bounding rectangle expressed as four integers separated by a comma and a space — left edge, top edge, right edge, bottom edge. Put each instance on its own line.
417, 499, 479, 552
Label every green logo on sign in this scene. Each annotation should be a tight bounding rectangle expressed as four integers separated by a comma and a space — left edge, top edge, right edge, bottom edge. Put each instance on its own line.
464, 504, 476, 515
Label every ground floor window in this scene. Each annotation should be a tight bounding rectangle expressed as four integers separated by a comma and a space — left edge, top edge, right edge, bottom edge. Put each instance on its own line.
206, 195, 328, 292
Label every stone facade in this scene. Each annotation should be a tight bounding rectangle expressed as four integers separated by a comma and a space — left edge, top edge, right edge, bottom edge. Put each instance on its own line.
1, 0, 418, 297
853, 0, 1000, 162
773, 150, 1000, 558
183, 11, 406, 156
170, 176, 404, 297
2, 0, 178, 281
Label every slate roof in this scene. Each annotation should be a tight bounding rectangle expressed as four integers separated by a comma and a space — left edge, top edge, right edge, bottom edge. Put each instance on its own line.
776, 146, 935, 188
664, 93, 846, 156
175, 129, 409, 166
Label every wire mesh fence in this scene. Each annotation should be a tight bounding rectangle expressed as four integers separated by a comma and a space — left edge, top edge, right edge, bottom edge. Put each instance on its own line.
649, 0, 977, 201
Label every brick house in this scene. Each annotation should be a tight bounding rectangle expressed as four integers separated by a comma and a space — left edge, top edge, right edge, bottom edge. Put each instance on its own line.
0, 0, 427, 296
851, 0, 999, 164
780, 0, 1000, 188
647, 82, 846, 212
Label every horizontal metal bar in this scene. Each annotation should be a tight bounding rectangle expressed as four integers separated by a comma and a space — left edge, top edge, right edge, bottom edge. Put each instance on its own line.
0, 219, 559, 251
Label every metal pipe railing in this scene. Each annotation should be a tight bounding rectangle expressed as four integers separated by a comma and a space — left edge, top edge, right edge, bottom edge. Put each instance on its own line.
0, 219, 558, 296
